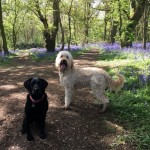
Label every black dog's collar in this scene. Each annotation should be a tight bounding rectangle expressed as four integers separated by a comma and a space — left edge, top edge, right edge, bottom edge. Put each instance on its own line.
29, 94, 45, 104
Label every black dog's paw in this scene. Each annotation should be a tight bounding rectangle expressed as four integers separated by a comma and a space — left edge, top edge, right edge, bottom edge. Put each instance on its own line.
40, 133, 46, 139
20, 129, 26, 134
27, 134, 34, 141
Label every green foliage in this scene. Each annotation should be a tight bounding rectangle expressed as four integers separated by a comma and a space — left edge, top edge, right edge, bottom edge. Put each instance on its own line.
0, 0, 148, 51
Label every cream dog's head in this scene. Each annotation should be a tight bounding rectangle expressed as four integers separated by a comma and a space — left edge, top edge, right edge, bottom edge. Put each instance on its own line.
55, 51, 74, 72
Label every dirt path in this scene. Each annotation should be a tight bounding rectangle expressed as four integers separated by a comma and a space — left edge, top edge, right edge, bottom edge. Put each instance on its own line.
0, 49, 133, 150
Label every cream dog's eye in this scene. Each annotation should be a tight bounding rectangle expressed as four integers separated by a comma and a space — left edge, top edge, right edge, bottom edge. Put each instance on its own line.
60, 55, 63, 58
66, 56, 69, 59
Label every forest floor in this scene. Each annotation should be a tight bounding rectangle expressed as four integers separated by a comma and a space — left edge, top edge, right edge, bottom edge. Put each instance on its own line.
0, 49, 135, 150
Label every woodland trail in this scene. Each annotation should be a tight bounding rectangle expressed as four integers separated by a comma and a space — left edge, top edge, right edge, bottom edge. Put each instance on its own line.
0, 49, 134, 150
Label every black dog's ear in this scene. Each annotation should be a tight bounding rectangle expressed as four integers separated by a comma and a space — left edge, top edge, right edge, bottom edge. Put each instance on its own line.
40, 79, 48, 89
24, 78, 32, 90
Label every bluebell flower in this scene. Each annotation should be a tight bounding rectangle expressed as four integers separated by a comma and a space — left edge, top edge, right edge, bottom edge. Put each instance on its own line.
0, 52, 4, 57
139, 74, 147, 85
97, 42, 150, 59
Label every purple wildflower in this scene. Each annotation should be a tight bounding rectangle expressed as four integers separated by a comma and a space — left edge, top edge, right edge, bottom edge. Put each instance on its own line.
0, 52, 4, 57
98, 42, 150, 59
139, 74, 147, 85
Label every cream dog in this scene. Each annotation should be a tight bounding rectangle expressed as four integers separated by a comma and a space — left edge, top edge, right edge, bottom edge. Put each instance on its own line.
55, 51, 124, 112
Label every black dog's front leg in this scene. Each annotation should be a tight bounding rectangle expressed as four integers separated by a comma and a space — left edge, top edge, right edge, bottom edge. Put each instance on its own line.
21, 118, 26, 134
38, 117, 46, 139
25, 117, 34, 141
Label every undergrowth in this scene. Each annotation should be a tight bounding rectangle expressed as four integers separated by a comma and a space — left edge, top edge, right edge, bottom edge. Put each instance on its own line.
98, 50, 150, 150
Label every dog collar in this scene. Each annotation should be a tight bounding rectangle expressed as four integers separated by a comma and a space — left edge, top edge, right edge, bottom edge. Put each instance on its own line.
29, 94, 45, 104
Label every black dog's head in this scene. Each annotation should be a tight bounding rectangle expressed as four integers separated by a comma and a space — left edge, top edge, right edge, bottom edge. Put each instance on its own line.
24, 78, 48, 99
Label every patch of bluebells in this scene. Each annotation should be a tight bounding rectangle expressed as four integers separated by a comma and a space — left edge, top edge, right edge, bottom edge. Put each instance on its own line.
100, 42, 150, 60
121, 69, 150, 93
96, 42, 150, 91
139, 74, 147, 85
0, 51, 14, 62
0, 52, 4, 57
0, 49, 22, 62
122, 66, 150, 94
30, 45, 83, 59
0, 45, 83, 61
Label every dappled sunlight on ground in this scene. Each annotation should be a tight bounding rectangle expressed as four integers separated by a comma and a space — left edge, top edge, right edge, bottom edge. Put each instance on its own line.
0, 85, 18, 90
8, 145, 23, 150
106, 120, 124, 132
0, 107, 6, 121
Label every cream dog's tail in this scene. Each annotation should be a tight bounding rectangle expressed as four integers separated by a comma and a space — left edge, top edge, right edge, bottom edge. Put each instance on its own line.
105, 73, 124, 91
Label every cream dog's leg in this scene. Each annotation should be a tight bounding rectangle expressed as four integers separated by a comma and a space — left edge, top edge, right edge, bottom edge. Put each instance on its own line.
65, 86, 74, 109
91, 84, 109, 113
95, 91, 109, 112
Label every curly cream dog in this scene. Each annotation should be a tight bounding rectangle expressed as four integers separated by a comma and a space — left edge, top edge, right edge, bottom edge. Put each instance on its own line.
55, 51, 124, 112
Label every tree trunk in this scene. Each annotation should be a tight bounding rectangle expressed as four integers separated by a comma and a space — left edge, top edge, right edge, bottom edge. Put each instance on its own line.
68, 13, 71, 51
0, 36, 2, 52
110, 20, 118, 44
12, 27, 17, 51
83, 1, 90, 44
143, 3, 149, 49
103, 12, 107, 41
51, 0, 60, 51
0, 0, 9, 55
43, 30, 55, 52
121, 0, 147, 47
67, 0, 73, 51
118, 0, 122, 45
12, 12, 17, 51
73, 19, 77, 45
59, 15, 65, 50
12, 0, 17, 51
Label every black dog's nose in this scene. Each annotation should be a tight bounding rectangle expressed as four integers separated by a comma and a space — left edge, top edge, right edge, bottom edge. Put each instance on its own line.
34, 87, 38, 90
34, 86, 39, 92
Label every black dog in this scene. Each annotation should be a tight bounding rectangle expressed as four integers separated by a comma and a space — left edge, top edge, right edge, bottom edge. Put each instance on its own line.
21, 77, 48, 141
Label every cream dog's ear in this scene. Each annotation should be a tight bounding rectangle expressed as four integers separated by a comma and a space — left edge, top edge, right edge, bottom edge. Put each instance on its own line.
55, 54, 60, 70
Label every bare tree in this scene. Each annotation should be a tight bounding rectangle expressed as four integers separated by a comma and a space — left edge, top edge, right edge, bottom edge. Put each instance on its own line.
34, 0, 60, 52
